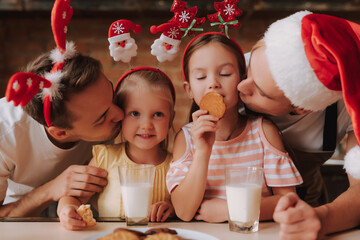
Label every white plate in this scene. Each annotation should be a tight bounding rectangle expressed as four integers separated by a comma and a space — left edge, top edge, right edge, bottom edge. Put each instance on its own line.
84, 227, 219, 240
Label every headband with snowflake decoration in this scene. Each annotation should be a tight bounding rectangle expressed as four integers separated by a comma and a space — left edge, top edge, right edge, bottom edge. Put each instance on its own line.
207, 0, 242, 38
5, 0, 77, 127
169, 0, 205, 37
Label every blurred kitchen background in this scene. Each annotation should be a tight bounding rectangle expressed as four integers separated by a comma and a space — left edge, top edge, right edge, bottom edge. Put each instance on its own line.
1, 0, 359, 202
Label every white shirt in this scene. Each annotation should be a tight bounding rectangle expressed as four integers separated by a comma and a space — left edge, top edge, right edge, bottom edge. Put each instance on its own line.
0, 98, 93, 203
269, 99, 353, 152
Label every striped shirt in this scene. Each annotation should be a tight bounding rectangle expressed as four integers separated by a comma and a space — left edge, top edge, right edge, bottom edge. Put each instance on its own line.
167, 117, 303, 199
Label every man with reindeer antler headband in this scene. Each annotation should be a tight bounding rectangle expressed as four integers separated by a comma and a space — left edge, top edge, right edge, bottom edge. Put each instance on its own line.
0, 0, 124, 217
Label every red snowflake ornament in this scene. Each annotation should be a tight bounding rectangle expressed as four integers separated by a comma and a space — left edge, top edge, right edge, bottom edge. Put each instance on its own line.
169, 0, 205, 36
6, 73, 52, 107
208, 0, 242, 29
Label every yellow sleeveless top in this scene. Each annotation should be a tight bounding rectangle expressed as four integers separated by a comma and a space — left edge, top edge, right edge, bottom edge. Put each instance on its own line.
92, 142, 172, 218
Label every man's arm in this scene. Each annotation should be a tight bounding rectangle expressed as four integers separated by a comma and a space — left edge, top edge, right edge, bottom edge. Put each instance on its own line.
316, 131, 360, 235
0, 165, 107, 217
274, 132, 360, 240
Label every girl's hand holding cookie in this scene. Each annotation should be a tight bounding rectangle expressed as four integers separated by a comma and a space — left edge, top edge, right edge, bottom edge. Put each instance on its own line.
191, 110, 218, 152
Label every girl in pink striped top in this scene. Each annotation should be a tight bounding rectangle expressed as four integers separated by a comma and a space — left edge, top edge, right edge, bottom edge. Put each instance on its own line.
167, 32, 303, 223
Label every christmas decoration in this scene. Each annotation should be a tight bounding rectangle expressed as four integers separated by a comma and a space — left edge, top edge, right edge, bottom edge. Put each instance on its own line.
150, 22, 184, 63
108, 19, 142, 63
263, 11, 360, 177
169, 0, 205, 37
207, 0, 242, 38
6, 0, 76, 127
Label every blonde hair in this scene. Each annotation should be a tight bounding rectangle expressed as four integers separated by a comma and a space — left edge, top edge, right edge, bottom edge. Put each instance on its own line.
249, 39, 265, 65
116, 69, 175, 149
251, 39, 265, 52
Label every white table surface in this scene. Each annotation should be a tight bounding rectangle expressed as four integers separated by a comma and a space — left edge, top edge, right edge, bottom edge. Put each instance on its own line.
0, 220, 359, 240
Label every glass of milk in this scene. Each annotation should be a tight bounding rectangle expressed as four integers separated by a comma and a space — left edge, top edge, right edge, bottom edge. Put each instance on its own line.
118, 164, 155, 226
225, 167, 263, 233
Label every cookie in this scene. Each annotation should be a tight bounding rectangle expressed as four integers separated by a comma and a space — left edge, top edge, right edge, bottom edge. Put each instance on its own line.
114, 228, 147, 238
97, 230, 140, 240
76, 204, 96, 227
144, 228, 177, 235
199, 92, 226, 118
144, 232, 181, 240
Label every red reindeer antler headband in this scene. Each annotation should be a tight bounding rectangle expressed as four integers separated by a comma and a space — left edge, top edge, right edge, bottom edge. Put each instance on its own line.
5, 0, 76, 127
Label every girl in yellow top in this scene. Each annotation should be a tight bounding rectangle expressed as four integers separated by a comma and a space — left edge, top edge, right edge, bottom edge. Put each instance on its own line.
57, 67, 176, 230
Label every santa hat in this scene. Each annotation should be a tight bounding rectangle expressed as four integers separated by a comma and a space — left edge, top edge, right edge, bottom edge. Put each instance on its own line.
150, 22, 183, 47
263, 11, 360, 178
108, 20, 141, 44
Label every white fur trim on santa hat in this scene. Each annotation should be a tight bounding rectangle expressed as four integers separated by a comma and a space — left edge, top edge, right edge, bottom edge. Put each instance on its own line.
160, 34, 181, 47
50, 41, 77, 63
42, 71, 64, 100
108, 33, 130, 44
344, 145, 360, 179
264, 11, 342, 111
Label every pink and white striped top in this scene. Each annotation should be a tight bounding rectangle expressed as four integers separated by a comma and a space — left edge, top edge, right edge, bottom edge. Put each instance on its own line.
167, 117, 303, 199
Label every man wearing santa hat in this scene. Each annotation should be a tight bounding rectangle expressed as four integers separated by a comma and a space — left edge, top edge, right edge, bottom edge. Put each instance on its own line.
150, 22, 183, 63
108, 19, 141, 63
237, 11, 360, 239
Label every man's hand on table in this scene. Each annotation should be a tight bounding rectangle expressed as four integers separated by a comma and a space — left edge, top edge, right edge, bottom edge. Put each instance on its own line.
48, 165, 108, 201
273, 192, 322, 240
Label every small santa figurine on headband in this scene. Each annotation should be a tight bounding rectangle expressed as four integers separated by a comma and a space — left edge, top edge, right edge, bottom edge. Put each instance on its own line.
108, 20, 142, 63
150, 22, 183, 63
263, 11, 360, 178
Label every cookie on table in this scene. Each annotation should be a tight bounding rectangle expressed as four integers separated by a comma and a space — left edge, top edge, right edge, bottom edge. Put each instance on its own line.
199, 92, 226, 118
144, 228, 177, 235
97, 230, 140, 240
144, 232, 182, 240
114, 228, 147, 238
76, 204, 96, 227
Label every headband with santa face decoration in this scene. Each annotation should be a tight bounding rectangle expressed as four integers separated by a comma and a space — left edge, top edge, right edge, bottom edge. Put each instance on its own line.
107, 21, 176, 103
108, 0, 243, 106
263, 11, 360, 178
5, 0, 77, 127
149, 0, 242, 63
